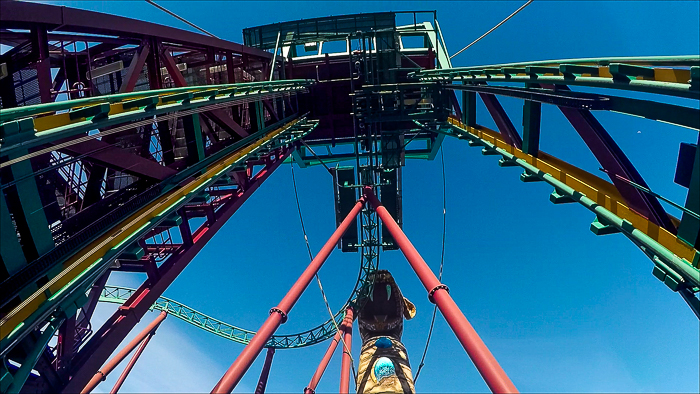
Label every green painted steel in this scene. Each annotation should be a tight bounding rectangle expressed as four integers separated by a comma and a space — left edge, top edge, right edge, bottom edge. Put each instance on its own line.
6, 316, 65, 394
416, 55, 700, 71
414, 72, 698, 99
439, 122, 700, 290
0, 191, 26, 274
522, 100, 541, 157
0, 80, 314, 124
678, 139, 700, 250
411, 56, 700, 99
0, 117, 319, 357
0, 81, 315, 159
183, 114, 206, 166
98, 279, 365, 349
5, 150, 55, 260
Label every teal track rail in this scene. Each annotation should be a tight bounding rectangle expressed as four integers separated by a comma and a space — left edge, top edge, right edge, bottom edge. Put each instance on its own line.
99, 278, 370, 349
411, 55, 700, 99
0, 79, 315, 123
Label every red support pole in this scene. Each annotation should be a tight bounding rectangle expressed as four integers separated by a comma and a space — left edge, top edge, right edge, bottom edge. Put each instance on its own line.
304, 318, 350, 394
363, 187, 518, 394
339, 308, 354, 394
109, 331, 155, 394
81, 311, 167, 394
254, 348, 275, 394
211, 198, 366, 394
304, 308, 354, 394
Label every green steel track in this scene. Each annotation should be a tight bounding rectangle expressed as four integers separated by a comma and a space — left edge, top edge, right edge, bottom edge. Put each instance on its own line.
98, 260, 375, 350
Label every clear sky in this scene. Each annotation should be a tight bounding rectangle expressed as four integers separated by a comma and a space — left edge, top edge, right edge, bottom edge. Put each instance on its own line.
32, 1, 700, 393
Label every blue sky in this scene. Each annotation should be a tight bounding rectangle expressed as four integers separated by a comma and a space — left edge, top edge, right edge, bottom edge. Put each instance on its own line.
33, 1, 699, 392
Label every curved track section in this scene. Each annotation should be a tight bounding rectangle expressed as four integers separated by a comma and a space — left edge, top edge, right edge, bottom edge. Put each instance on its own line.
98, 271, 374, 349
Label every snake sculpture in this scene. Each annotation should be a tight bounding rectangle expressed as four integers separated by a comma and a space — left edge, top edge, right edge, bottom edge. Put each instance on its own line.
356, 270, 417, 393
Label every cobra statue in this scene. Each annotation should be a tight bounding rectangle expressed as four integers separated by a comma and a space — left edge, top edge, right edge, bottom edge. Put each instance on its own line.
356, 270, 417, 393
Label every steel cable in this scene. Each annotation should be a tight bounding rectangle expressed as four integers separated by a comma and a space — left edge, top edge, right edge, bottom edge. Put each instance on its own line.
413, 144, 446, 382
450, 0, 534, 59
290, 162, 358, 381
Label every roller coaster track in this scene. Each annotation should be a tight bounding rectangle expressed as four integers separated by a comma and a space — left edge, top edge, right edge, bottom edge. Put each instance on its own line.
0, 81, 317, 350
1, 3, 699, 392
98, 279, 371, 349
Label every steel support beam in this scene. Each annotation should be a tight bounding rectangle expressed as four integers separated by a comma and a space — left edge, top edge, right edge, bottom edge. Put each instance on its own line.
558, 106, 675, 231
64, 149, 294, 393
678, 135, 700, 249
31, 27, 52, 104
522, 100, 541, 157
0, 192, 26, 276
0, 2, 273, 60
3, 152, 55, 262
462, 89, 476, 127
6, 316, 66, 394
211, 198, 366, 394
363, 187, 518, 394
182, 114, 205, 166
109, 327, 156, 394
339, 308, 354, 394
253, 348, 275, 394
303, 328, 343, 394
81, 311, 166, 394
119, 42, 150, 93
479, 93, 523, 149
61, 138, 177, 181
161, 49, 249, 138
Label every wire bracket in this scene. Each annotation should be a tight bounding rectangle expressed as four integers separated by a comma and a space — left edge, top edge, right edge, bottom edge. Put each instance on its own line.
428, 284, 450, 304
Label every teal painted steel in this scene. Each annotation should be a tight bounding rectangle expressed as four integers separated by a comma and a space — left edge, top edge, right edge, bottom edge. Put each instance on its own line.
0, 118, 318, 357
441, 122, 700, 290
0, 192, 26, 274
6, 316, 65, 394
415, 73, 699, 99
417, 55, 700, 71
183, 114, 206, 166
0, 80, 313, 124
0, 81, 315, 161
678, 137, 700, 249
4, 150, 55, 261
98, 286, 339, 349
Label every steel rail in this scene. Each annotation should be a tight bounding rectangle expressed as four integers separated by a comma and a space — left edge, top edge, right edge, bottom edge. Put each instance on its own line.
97, 282, 366, 349
440, 118, 700, 289
417, 55, 700, 70
0, 80, 312, 123
0, 118, 313, 354
1, 120, 376, 354
1, 91, 300, 168
445, 84, 700, 130
0, 114, 310, 309
416, 74, 698, 99
0, 81, 315, 158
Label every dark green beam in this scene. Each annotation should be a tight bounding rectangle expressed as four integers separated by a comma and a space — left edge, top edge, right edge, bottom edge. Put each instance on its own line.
0, 192, 26, 278
4, 152, 54, 261
678, 138, 700, 252
183, 115, 205, 166
462, 88, 476, 127
522, 100, 541, 157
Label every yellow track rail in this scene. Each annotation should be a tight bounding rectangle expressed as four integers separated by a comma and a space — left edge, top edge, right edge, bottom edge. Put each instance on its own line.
447, 116, 699, 267
0, 118, 302, 341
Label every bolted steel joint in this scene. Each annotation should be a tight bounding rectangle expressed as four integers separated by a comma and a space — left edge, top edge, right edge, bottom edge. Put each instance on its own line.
428, 284, 450, 304
269, 307, 288, 323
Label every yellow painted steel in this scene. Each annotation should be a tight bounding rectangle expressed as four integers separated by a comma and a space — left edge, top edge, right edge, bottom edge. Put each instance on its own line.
446, 117, 700, 266
0, 118, 302, 341
440, 66, 690, 84
32, 89, 218, 132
